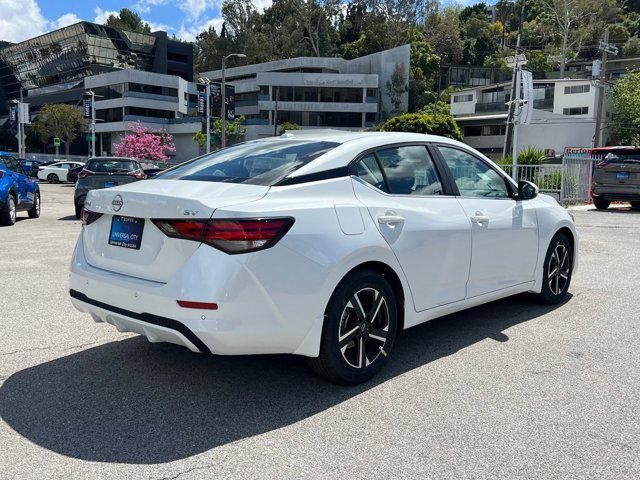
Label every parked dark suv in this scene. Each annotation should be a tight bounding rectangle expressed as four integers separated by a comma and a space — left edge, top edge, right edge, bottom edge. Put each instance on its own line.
74, 157, 146, 218
592, 147, 640, 210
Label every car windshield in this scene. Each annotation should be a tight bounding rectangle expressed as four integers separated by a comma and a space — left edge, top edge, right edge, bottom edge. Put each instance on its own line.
156, 139, 340, 186
86, 159, 137, 173
602, 151, 640, 164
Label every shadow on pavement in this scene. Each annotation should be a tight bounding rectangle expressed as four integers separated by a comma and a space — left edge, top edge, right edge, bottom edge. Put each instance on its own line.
0, 293, 570, 464
58, 215, 79, 221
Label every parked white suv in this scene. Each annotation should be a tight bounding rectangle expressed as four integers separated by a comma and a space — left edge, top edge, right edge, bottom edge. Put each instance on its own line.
69, 132, 578, 384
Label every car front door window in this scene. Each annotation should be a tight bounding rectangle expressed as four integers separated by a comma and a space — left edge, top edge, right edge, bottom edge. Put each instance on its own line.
438, 147, 508, 198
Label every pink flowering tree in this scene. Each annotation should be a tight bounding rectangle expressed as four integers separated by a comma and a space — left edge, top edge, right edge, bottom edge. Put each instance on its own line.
113, 122, 176, 161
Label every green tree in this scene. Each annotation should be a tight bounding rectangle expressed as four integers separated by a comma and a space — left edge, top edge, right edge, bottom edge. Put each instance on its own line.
212, 115, 247, 148
610, 71, 640, 144
30, 104, 84, 155
622, 36, 640, 56
104, 8, 151, 33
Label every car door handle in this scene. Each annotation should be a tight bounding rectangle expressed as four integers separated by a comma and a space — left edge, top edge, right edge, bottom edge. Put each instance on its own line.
470, 213, 490, 225
378, 214, 405, 226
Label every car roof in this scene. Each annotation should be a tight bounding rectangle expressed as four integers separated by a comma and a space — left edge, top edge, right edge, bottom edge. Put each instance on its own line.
260, 130, 475, 178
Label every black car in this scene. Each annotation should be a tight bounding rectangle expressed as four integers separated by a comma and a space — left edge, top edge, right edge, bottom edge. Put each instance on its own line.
74, 157, 146, 218
67, 164, 84, 184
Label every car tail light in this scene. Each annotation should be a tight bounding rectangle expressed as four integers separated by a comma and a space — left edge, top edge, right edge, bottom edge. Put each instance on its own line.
78, 169, 92, 179
128, 169, 146, 179
0, 171, 3, 179
152, 217, 294, 254
81, 209, 103, 226
177, 300, 218, 310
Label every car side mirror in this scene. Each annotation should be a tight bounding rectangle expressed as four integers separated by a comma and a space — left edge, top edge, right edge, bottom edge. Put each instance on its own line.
518, 180, 539, 200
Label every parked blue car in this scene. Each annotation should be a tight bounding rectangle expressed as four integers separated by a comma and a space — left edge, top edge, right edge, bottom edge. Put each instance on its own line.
0, 151, 40, 226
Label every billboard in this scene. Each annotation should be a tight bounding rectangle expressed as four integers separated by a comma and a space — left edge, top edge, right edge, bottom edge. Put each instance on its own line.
196, 83, 207, 115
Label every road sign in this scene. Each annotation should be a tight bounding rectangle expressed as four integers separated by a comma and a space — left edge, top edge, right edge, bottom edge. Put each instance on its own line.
54, 138, 61, 147
599, 41, 618, 56
505, 53, 527, 68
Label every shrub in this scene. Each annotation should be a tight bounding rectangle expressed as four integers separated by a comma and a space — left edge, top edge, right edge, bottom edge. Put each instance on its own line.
278, 122, 300, 135
516, 146, 546, 165
378, 112, 462, 141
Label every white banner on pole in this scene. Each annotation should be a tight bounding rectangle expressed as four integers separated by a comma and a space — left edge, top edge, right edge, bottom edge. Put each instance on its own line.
520, 70, 534, 125
18, 103, 30, 124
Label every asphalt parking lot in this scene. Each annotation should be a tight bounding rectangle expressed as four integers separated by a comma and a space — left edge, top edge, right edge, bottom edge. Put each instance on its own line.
1, 183, 639, 479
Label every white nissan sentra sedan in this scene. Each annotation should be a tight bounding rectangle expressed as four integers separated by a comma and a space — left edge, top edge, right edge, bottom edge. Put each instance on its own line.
70, 131, 577, 384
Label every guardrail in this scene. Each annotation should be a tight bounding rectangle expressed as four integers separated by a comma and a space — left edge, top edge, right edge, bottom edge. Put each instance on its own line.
22, 153, 89, 163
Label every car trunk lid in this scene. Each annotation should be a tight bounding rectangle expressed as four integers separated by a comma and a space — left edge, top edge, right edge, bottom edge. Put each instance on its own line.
81, 179, 269, 282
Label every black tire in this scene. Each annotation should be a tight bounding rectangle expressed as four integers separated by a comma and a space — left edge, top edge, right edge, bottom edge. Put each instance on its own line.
75, 203, 82, 219
630, 201, 640, 210
536, 233, 573, 305
0, 193, 17, 226
307, 269, 398, 385
28, 192, 40, 219
593, 196, 610, 210
47, 173, 59, 184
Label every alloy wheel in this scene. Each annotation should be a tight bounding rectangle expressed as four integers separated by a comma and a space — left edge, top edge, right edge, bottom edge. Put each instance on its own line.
338, 287, 389, 369
548, 243, 570, 295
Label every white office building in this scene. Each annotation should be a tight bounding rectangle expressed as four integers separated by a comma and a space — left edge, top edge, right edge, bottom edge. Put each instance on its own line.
85, 69, 202, 163
450, 78, 602, 158
81, 45, 411, 162
202, 45, 410, 140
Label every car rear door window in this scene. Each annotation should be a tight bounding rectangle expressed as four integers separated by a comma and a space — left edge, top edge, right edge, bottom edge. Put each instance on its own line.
438, 146, 509, 198
375, 146, 444, 196
355, 154, 389, 193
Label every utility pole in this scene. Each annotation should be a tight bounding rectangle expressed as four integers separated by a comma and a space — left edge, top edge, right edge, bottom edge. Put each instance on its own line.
594, 30, 617, 148
503, 0, 526, 160
10, 99, 23, 157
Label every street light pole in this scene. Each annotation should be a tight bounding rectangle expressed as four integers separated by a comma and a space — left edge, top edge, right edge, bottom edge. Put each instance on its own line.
205, 80, 211, 154
221, 53, 246, 148
221, 57, 226, 149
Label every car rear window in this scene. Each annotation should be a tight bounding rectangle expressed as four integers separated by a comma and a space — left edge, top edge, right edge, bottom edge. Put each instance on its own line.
86, 159, 138, 173
602, 151, 640, 164
156, 140, 339, 186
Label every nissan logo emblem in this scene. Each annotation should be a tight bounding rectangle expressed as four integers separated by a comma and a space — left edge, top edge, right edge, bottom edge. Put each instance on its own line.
112, 195, 123, 212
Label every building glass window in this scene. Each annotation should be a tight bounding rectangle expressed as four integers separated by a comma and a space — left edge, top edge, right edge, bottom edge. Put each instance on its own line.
453, 94, 473, 103
564, 85, 590, 94
563, 106, 589, 115
464, 125, 482, 136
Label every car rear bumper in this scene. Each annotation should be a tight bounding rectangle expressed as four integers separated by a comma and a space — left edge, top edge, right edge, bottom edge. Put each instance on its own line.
593, 185, 640, 201
69, 232, 327, 357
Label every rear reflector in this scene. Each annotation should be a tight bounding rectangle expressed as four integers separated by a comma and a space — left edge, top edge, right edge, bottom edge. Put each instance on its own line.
177, 300, 218, 310
152, 217, 294, 254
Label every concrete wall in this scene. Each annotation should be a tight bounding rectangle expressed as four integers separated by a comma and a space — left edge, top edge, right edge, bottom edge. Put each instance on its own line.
345, 44, 410, 118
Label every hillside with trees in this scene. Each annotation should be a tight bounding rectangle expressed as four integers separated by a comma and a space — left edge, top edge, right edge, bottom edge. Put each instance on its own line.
192, 0, 637, 115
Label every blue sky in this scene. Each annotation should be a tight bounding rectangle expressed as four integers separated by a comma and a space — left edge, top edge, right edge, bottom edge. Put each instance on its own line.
0, 0, 487, 44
